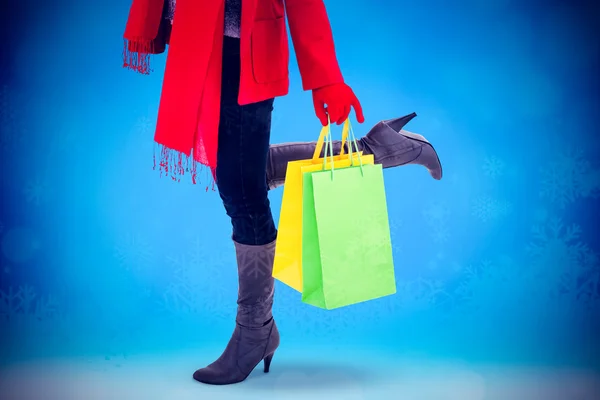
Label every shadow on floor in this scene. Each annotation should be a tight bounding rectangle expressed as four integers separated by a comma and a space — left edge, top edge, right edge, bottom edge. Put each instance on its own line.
237, 360, 385, 392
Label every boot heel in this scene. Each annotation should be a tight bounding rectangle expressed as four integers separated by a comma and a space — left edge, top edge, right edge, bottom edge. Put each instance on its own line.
263, 353, 274, 373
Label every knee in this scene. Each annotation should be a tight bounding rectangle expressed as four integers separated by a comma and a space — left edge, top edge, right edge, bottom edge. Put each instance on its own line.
216, 169, 270, 216
219, 188, 271, 219
218, 185, 275, 245
215, 169, 276, 245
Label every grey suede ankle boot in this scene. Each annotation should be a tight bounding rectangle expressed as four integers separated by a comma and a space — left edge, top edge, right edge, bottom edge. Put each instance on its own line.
266, 112, 442, 190
193, 240, 280, 385
370, 113, 443, 179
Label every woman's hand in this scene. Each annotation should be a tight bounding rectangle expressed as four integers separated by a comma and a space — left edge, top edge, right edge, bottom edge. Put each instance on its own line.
312, 83, 364, 126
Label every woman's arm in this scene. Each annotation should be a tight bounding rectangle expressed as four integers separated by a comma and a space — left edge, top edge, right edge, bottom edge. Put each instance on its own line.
126, 0, 172, 54
284, 0, 344, 91
285, 0, 363, 125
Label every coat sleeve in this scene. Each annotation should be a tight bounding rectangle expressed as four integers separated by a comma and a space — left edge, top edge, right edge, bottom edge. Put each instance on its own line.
127, 0, 172, 54
284, 0, 344, 90
154, 9, 172, 51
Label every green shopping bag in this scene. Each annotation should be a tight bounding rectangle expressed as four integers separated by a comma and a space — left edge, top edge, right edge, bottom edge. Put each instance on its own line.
301, 121, 397, 310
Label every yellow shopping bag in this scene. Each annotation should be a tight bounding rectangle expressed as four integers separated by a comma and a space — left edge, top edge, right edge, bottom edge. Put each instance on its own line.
273, 120, 375, 292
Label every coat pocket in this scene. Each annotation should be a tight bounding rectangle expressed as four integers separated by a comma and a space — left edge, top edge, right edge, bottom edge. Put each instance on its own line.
251, 17, 289, 84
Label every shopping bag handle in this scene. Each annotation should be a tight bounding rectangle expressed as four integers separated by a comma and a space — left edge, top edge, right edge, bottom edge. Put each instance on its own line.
322, 117, 335, 179
322, 117, 365, 180
339, 120, 350, 157
311, 119, 351, 161
346, 119, 364, 175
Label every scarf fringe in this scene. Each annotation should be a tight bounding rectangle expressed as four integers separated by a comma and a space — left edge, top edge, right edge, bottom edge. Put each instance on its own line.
153, 144, 216, 191
122, 39, 155, 75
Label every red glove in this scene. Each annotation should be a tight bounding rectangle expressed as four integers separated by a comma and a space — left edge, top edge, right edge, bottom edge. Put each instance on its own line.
312, 83, 365, 126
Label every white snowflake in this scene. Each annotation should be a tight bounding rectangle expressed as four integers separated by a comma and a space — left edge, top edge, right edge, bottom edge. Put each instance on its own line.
454, 257, 524, 314
540, 149, 599, 208
133, 116, 154, 137
114, 233, 153, 272
471, 195, 512, 222
23, 178, 48, 206
0, 285, 60, 321
388, 216, 403, 234
394, 277, 451, 313
423, 201, 450, 223
387, 223, 403, 259
576, 250, 600, 307
431, 224, 450, 243
482, 155, 505, 178
422, 201, 452, 244
526, 218, 590, 298
158, 237, 234, 319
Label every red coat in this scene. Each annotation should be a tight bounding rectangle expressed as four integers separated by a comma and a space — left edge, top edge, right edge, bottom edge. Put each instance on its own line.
153, 0, 345, 104
124, 0, 345, 183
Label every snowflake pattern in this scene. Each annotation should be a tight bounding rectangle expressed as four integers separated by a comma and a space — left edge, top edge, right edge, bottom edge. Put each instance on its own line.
422, 201, 451, 244
388, 216, 405, 257
114, 233, 153, 272
23, 178, 49, 206
0, 285, 59, 322
310, 306, 357, 334
430, 224, 450, 243
388, 216, 403, 239
539, 149, 600, 208
133, 115, 154, 137
423, 201, 450, 222
426, 252, 445, 271
158, 254, 204, 315
482, 155, 505, 178
394, 277, 452, 314
238, 244, 273, 280
358, 293, 400, 323
576, 250, 600, 309
526, 218, 597, 304
471, 195, 512, 222
455, 258, 523, 310
158, 237, 233, 320
273, 285, 314, 335
0, 16, 598, 366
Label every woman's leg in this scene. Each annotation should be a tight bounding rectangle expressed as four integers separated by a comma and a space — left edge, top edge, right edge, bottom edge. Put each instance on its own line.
192, 37, 279, 386
266, 114, 443, 189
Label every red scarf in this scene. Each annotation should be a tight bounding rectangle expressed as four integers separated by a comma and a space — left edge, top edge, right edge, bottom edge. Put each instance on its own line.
123, 0, 226, 188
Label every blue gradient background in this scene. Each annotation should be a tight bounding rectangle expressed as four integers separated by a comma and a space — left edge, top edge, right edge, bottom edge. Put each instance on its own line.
1, 0, 599, 394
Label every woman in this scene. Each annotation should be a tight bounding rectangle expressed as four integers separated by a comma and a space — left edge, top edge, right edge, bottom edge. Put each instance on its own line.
123, 0, 441, 385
